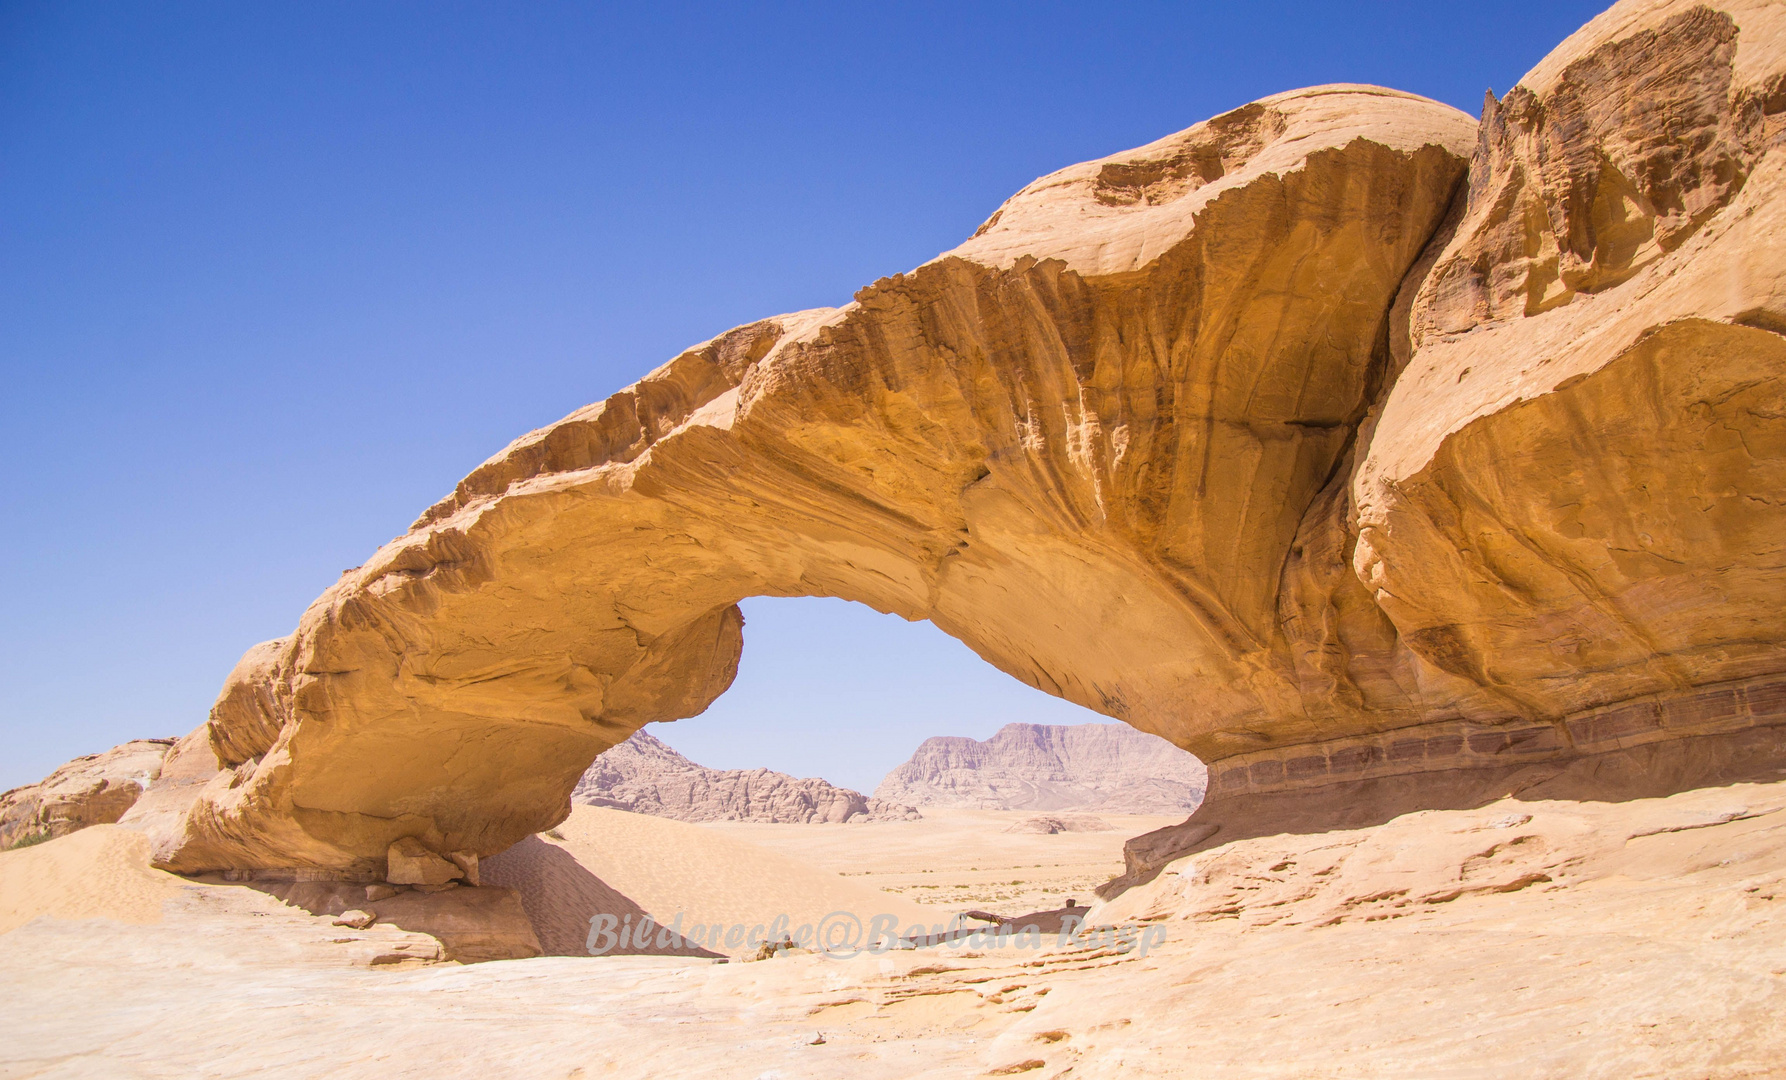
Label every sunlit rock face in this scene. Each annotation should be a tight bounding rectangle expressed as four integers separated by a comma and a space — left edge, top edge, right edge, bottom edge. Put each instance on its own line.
1097, 0, 1786, 893
0, 740, 174, 849
141, 0, 1786, 877
1338, 0, 1786, 768
1355, 0, 1786, 721
144, 83, 1471, 874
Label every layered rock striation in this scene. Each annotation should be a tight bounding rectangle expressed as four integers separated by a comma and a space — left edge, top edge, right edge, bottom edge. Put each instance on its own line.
135, 0, 1786, 880
873, 723, 1206, 814
1197, 0, 1786, 798
572, 729, 918, 823
1101, 0, 1786, 892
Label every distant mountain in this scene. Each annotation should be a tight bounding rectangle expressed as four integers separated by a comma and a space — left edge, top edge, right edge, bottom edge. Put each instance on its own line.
872, 723, 1205, 814
573, 730, 920, 824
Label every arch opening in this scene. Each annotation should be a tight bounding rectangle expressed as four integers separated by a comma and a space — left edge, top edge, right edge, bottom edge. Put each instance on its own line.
659, 596, 1110, 797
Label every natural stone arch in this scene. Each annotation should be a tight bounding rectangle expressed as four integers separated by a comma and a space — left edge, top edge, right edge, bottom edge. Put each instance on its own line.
142, 5, 1786, 882
150, 85, 1478, 873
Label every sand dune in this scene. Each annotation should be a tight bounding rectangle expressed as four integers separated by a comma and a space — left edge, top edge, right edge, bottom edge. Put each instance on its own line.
0, 825, 187, 934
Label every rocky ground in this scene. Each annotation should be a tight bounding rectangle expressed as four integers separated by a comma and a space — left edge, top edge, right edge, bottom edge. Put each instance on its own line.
4, 780, 1783, 1078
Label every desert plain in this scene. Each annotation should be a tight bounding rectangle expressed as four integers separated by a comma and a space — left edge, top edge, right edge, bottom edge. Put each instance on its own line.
4, 784, 1784, 1078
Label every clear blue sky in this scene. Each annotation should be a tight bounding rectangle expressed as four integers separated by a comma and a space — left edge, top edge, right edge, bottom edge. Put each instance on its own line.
0, 1, 1607, 793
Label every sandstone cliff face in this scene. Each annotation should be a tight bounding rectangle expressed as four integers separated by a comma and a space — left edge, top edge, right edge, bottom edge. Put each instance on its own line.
1103, 0, 1786, 893
572, 730, 918, 823
1355, 0, 1786, 715
1208, 0, 1786, 801
873, 723, 1206, 814
143, 0, 1786, 878
1, 740, 173, 849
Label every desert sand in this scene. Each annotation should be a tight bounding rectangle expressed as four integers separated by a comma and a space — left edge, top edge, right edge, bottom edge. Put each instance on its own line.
0, 827, 186, 934
705, 807, 1180, 916
481, 805, 936, 956
4, 780, 1784, 1078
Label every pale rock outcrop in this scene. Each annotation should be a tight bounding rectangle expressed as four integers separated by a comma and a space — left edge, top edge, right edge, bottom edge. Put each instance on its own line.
1, 740, 174, 849
386, 837, 463, 886
1355, 0, 1786, 732
572, 729, 918, 823
142, 0, 1786, 879
1196, 0, 1786, 800
873, 723, 1206, 813
244, 876, 542, 962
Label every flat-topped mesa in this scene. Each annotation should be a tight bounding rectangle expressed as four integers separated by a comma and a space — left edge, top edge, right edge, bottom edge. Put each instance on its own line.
873, 723, 1206, 814
139, 1, 1786, 882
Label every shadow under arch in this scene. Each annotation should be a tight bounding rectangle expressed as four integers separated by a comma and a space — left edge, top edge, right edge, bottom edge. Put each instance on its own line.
480, 835, 722, 958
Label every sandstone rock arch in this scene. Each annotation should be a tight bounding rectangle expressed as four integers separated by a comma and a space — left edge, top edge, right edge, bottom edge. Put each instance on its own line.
151, 85, 1475, 873
143, 0, 1786, 880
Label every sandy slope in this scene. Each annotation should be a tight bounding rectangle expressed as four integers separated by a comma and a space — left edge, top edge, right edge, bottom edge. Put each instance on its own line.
1, 783, 1784, 1078
482, 805, 934, 956
0, 827, 188, 933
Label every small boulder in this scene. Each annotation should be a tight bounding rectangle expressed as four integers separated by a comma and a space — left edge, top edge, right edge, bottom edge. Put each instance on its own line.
333, 909, 377, 930
386, 837, 460, 886
447, 850, 479, 886
365, 884, 399, 902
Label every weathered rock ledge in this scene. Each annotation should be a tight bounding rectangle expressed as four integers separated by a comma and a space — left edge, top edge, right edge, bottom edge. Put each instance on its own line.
1204, 673, 1786, 801
1105, 674, 1786, 896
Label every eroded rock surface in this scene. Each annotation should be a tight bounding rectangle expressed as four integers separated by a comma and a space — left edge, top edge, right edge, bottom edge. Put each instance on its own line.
144, 0, 1786, 878
874, 723, 1206, 814
1004, 815, 1116, 835
572, 729, 918, 823
1, 740, 174, 849
1355, 0, 1786, 731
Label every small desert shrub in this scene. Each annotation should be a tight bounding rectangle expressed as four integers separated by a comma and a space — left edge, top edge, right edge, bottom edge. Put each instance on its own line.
3, 830, 52, 851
